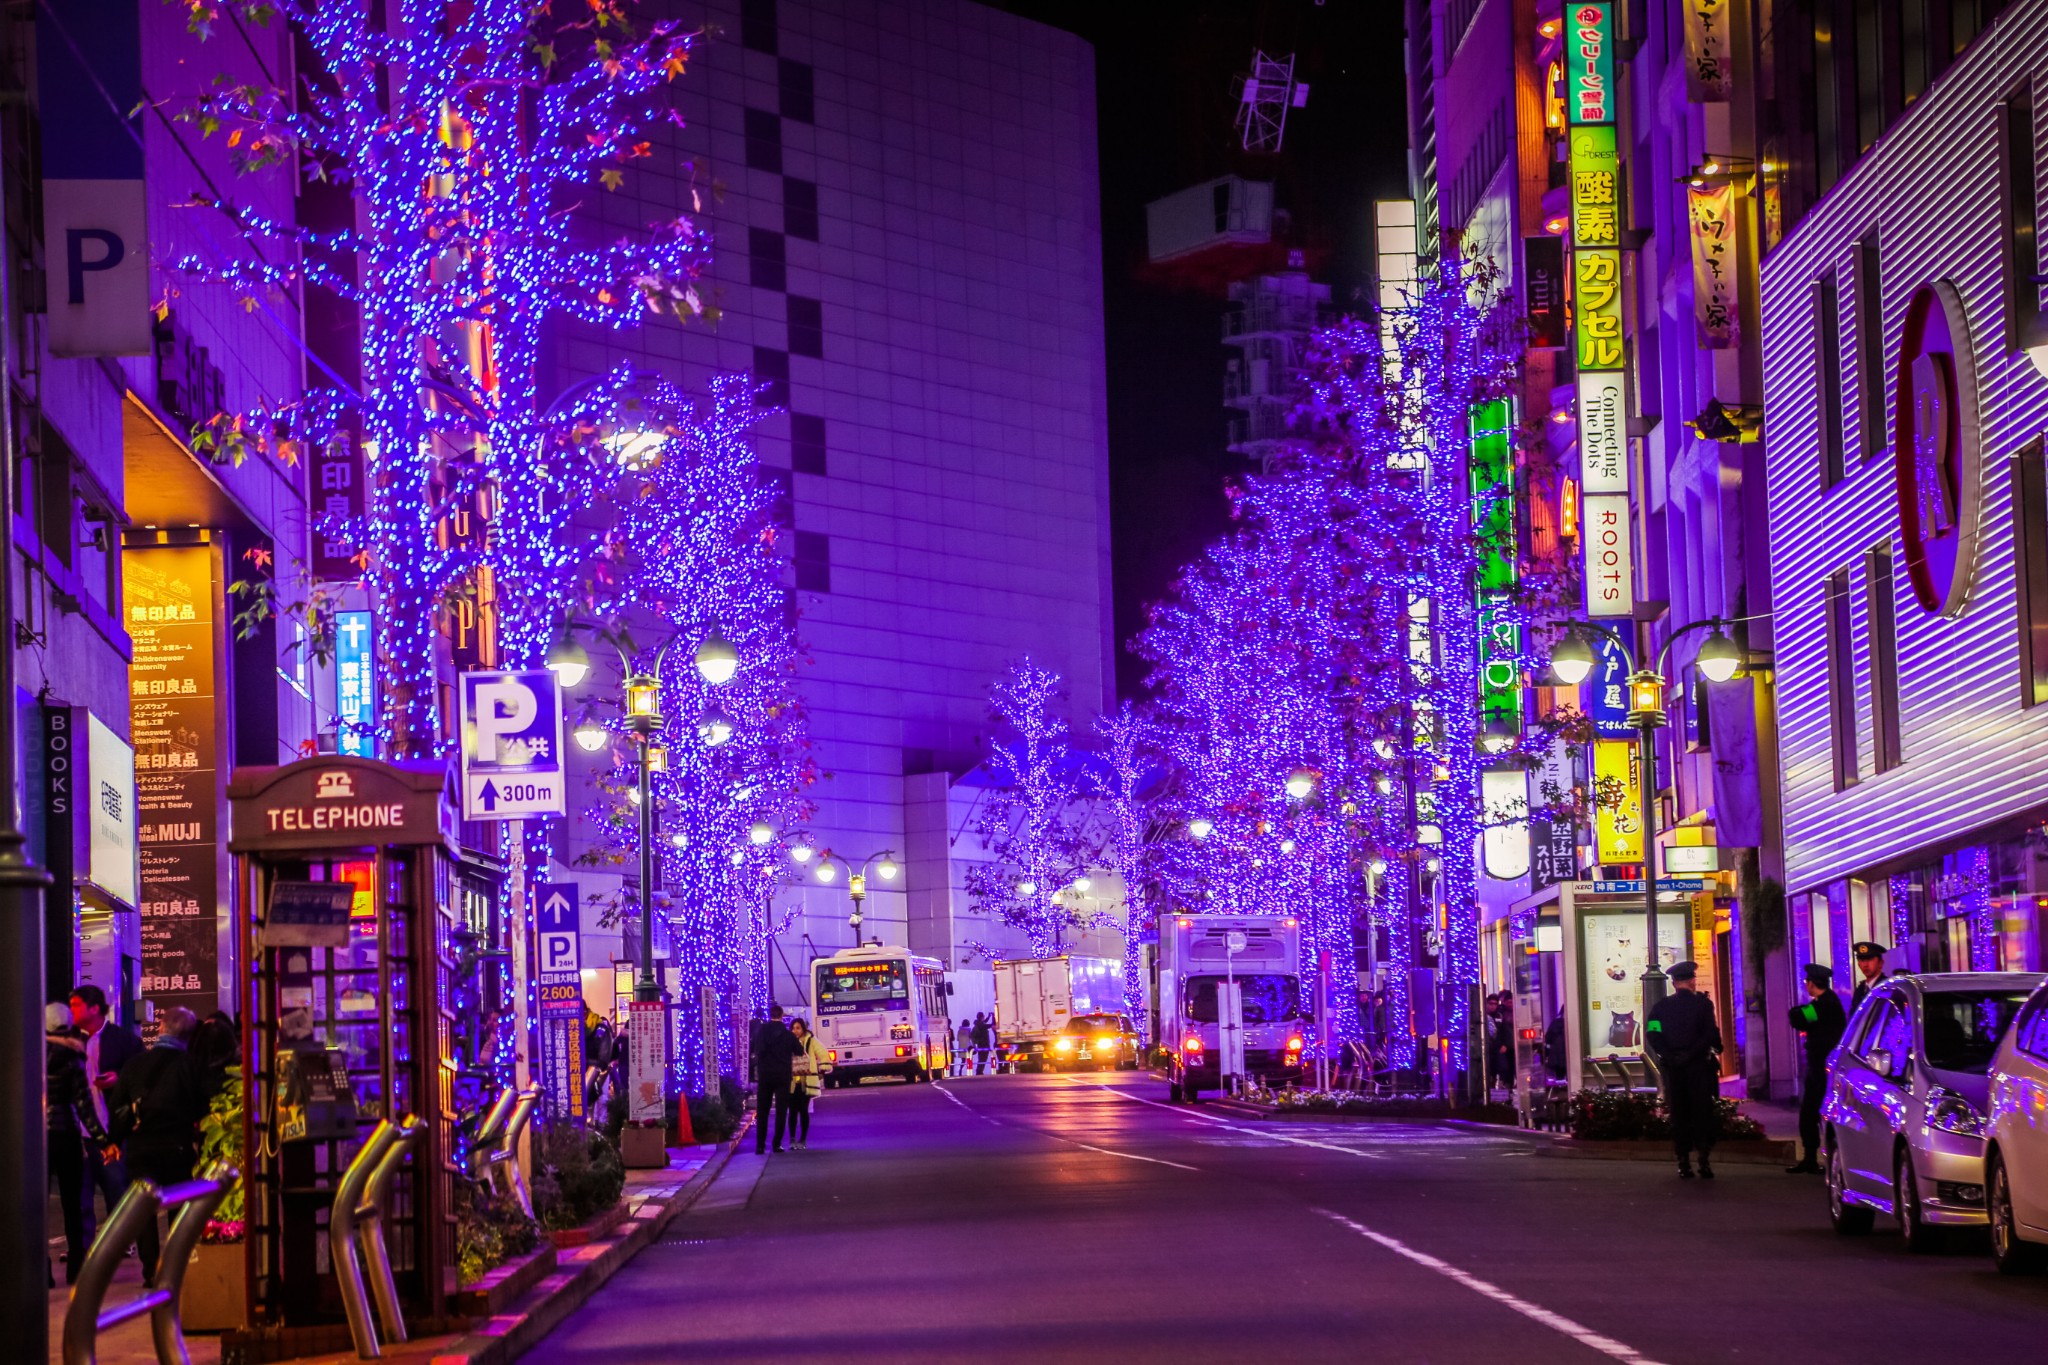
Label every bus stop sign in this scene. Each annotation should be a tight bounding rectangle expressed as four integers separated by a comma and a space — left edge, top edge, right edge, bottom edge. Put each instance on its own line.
458, 669, 565, 820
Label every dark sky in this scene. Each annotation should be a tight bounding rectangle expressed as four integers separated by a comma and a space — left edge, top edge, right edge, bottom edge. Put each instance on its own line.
990, 0, 1413, 698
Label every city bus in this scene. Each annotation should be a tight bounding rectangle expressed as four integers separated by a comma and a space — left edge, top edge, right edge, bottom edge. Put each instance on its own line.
810, 944, 953, 1085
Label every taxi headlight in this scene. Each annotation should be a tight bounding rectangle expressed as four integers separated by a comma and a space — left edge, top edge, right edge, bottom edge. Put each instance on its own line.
1095, 1037, 1117, 1050
1056, 1037, 1076, 1052
1926, 1086, 1986, 1138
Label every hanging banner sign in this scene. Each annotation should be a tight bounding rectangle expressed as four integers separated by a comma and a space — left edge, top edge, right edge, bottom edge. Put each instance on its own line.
1482, 769, 1532, 881
310, 434, 366, 581
1593, 738, 1644, 864
1584, 492, 1635, 617
1687, 182, 1742, 348
1577, 371, 1628, 493
1587, 632, 1634, 737
1574, 248, 1625, 372
1566, 3, 1615, 125
1683, 0, 1734, 102
1526, 236, 1567, 348
1568, 124, 1621, 249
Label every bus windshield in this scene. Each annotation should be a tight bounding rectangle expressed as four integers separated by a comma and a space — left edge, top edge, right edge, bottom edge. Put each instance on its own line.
817, 960, 910, 1015
1186, 975, 1302, 1024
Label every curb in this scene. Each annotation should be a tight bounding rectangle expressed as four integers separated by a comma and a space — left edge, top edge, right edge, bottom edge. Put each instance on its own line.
1527, 1137, 1797, 1166
426, 1118, 752, 1365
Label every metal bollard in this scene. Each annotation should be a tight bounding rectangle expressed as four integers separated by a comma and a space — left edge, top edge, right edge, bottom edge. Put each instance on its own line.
490, 1084, 541, 1218
63, 1162, 236, 1365
467, 1085, 517, 1183
330, 1121, 405, 1359
356, 1117, 423, 1346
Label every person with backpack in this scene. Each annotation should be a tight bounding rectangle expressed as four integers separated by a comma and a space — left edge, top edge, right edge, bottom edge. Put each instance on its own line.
110, 1007, 207, 1282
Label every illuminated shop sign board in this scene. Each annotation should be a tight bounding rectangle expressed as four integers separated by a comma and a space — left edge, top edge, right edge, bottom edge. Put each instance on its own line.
1567, 3, 1614, 125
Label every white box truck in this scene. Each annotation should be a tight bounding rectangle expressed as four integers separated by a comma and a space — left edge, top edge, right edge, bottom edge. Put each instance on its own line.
992, 955, 1121, 1072
1157, 913, 1306, 1102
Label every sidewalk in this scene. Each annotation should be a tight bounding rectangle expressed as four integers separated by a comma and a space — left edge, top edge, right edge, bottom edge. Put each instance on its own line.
47, 1134, 739, 1365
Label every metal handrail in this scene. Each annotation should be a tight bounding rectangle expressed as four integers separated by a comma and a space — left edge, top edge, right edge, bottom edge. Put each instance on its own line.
467, 1085, 518, 1182
358, 1116, 422, 1346
490, 1084, 542, 1218
331, 1121, 406, 1359
63, 1161, 236, 1365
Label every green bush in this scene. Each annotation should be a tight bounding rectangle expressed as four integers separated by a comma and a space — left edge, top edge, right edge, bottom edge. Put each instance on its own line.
531, 1122, 626, 1232
684, 1089, 743, 1144
197, 1066, 244, 1238
1240, 1086, 1518, 1125
455, 1179, 538, 1285
1568, 1089, 1766, 1141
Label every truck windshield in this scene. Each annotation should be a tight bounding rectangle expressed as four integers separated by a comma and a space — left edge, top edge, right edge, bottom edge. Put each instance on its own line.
1186, 975, 1302, 1024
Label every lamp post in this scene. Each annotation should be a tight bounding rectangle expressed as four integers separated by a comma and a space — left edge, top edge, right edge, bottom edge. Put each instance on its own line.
803, 848, 901, 933
552, 623, 741, 1004
1550, 617, 1748, 1015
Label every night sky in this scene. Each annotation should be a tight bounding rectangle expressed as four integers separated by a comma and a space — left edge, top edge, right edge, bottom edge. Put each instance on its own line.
991, 0, 1412, 698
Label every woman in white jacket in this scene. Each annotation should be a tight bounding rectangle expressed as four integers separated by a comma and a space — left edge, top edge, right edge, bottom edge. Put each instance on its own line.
787, 1018, 834, 1149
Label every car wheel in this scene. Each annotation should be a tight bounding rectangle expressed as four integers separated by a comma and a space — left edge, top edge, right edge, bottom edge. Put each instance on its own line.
1828, 1141, 1874, 1236
1168, 1079, 1183, 1103
1895, 1147, 1942, 1254
1989, 1152, 2048, 1275
1184, 1077, 1201, 1104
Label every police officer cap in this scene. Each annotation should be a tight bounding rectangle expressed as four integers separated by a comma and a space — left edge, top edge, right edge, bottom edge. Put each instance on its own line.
1804, 962, 1832, 987
1853, 941, 1887, 960
1667, 961, 1698, 982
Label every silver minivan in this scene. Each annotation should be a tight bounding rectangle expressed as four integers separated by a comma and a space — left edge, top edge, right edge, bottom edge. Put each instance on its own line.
1824, 972, 2045, 1250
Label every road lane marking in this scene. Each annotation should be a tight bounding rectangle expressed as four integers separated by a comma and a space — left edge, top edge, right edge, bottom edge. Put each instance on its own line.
930, 1083, 1004, 1125
1075, 1143, 1200, 1171
1314, 1209, 1666, 1365
1063, 1078, 1387, 1159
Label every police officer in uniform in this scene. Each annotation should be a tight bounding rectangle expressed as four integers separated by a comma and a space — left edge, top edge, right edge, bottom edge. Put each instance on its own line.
1646, 961, 1723, 1179
1785, 962, 1846, 1174
1850, 942, 1890, 1011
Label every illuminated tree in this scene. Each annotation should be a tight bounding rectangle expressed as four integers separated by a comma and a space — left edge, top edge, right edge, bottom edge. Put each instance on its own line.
1094, 702, 1161, 1036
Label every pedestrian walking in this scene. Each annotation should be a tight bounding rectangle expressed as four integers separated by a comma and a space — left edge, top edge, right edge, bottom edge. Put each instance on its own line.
754, 1012, 802, 1154
1644, 961, 1723, 1179
46, 1001, 114, 1285
954, 1018, 974, 1077
971, 1012, 993, 1075
1850, 941, 1891, 1011
787, 1018, 833, 1149
1486, 993, 1515, 1095
1785, 962, 1847, 1174
57, 984, 143, 1283
110, 1007, 207, 1282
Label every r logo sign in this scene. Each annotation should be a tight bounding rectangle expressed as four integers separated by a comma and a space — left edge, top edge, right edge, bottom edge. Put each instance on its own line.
1891, 281, 1981, 617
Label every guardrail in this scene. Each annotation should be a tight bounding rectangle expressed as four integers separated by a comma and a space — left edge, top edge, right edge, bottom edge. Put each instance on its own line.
62, 1160, 236, 1365
331, 1116, 424, 1359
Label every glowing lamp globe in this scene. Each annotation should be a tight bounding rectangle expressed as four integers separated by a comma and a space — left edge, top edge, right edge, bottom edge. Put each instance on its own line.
1284, 769, 1317, 801
748, 820, 774, 846
694, 631, 741, 686
1696, 630, 1743, 683
877, 856, 900, 881
1549, 633, 1597, 686
573, 718, 610, 753
546, 634, 591, 690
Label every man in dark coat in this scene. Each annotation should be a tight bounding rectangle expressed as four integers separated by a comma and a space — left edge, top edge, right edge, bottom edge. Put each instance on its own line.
47, 1002, 114, 1284
754, 1015, 802, 1154
1645, 962, 1723, 1179
1851, 942, 1891, 1011
60, 985, 144, 1279
1786, 962, 1847, 1174
112, 1007, 207, 1283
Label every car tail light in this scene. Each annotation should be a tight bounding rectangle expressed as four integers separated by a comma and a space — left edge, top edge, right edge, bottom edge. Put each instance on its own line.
1183, 1035, 1203, 1054
1286, 1036, 1304, 1051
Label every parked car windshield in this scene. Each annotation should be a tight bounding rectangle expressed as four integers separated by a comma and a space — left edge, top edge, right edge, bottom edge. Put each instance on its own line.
1187, 975, 1303, 1024
1921, 990, 2035, 1073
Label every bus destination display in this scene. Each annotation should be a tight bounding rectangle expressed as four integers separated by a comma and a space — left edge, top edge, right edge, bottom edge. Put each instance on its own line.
819, 960, 909, 1014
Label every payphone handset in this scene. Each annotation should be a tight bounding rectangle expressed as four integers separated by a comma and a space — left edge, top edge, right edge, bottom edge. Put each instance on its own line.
276, 1045, 360, 1143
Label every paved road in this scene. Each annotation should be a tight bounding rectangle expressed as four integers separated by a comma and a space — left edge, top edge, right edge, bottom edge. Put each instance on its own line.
529, 1072, 2048, 1363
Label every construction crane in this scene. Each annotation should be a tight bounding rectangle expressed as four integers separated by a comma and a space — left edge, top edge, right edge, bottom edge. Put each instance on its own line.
1235, 49, 1309, 154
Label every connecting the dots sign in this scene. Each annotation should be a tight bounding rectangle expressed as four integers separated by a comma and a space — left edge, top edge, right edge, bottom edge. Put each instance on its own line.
536, 880, 585, 1124
459, 669, 565, 820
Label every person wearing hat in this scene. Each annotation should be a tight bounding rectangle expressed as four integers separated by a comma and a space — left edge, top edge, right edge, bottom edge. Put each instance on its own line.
1645, 961, 1723, 1178
1785, 962, 1846, 1174
1851, 942, 1890, 1011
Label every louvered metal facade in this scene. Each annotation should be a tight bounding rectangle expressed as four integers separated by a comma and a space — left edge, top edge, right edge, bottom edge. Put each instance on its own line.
1762, 0, 2048, 908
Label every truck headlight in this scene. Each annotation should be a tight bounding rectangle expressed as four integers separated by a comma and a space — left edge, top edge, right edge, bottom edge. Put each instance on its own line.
1926, 1086, 1986, 1138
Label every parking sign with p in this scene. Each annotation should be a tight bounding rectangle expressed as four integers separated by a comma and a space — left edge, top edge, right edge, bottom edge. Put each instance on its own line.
459, 669, 565, 820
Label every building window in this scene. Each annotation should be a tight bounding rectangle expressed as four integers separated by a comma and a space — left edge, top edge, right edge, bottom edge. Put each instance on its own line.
794, 530, 831, 593
784, 177, 819, 241
1826, 568, 1860, 789
740, 0, 776, 54
2015, 438, 2048, 705
1814, 8, 1843, 194
779, 59, 815, 123
1817, 270, 1847, 488
1855, 237, 1883, 463
787, 295, 823, 358
1854, 0, 1883, 152
749, 227, 786, 293
2004, 85, 2039, 351
752, 346, 790, 407
1867, 546, 1902, 771
744, 108, 782, 173
761, 467, 793, 528
791, 413, 827, 475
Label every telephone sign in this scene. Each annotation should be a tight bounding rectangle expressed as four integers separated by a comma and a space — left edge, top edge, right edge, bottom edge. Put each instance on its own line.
458, 669, 565, 820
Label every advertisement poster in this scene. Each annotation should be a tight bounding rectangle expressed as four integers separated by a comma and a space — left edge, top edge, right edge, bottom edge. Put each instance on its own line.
627, 1000, 666, 1124
1579, 909, 1688, 1057
125, 543, 219, 1020
1687, 182, 1741, 348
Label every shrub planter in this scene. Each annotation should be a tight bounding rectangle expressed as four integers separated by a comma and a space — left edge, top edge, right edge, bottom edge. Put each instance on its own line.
549, 1199, 630, 1249
179, 1241, 247, 1332
450, 1240, 560, 1317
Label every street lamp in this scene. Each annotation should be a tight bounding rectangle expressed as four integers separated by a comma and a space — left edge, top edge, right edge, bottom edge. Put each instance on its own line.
1549, 614, 1757, 1014
1480, 718, 1518, 755
1188, 817, 1215, 840
809, 849, 899, 930
1284, 768, 1318, 801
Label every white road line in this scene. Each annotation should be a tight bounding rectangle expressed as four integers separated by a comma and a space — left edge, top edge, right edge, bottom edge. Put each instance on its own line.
1314, 1208, 1667, 1365
1065, 1077, 1387, 1159
930, 1083, 1003, 1125
1075, 1143, 1200, 1171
